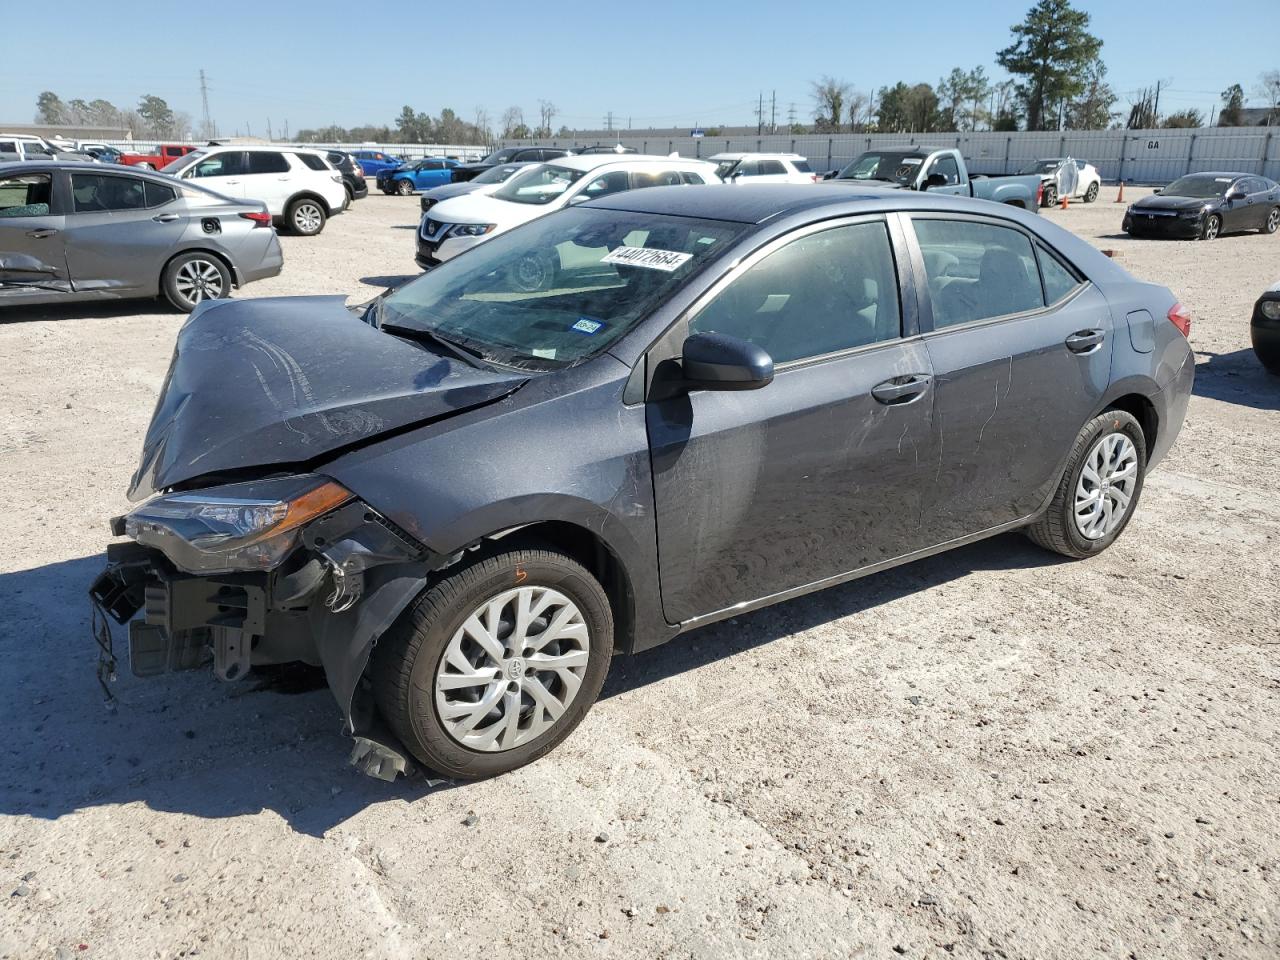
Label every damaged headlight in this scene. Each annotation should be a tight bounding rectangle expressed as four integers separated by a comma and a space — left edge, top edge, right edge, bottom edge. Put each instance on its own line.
125, 475, 353, 574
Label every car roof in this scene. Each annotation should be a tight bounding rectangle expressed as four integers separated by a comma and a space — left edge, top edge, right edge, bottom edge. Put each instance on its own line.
0, 159, 176, 179
583, 182, 1034, 224
548, 154, 713, 172
708, 152, 805, 161
1177, 171, 1253, 179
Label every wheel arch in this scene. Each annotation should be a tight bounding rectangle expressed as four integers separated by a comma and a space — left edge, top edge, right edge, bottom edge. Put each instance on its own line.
1100, 391, 1159, 459
287, 190, 334, 216
161, 246, 239, 290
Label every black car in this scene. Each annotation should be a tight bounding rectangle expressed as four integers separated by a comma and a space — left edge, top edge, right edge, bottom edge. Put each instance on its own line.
92, 186, 1194, 781
327, 150, 368, 203
451, 146, 571, 182
574, 145, 639, 155
1123, 172, 1280, 240
1253, 282, 1280, 374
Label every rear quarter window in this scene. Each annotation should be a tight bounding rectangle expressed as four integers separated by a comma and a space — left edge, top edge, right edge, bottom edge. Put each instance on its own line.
295, 153, 328, 171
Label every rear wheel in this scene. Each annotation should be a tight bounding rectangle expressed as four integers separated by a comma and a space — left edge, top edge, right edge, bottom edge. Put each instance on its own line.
1042, 184, 1057, 208
1084, 182, 1099, 203
344, 184, 355, 205
1025, 410, 1147, 559
287, 197, 326, 236
1201, 213, 1222, 241
161, 252, 230, 312
1262, 207, 1279, 235
396, 178, 414, 196
370, 548, 614, 779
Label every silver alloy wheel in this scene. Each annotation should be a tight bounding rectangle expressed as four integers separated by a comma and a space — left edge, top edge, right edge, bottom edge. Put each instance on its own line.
1266, 208, 1279, 233
1085, 182, 1099, 202
293, 201, 323, 233
1074, 432, 1139, 540
173, 258, 225, 307
434, 586, 590, 752
1203, 215, 1221, 240
397, 179, 413, 195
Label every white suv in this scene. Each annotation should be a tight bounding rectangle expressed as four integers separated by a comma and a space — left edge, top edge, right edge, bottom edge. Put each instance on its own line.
162, 145, 347, 235
710, 153, 817, 185
417, 154, 720, 268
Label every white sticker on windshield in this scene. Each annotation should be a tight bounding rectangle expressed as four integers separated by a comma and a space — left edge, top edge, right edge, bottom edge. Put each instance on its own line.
601, 246, 693, 272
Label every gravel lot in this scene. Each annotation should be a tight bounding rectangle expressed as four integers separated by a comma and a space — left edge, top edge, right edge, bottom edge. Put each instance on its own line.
2, 186, 1277, 960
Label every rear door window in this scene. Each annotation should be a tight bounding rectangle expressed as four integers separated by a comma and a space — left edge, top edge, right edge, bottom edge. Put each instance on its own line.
0, 172, 52, 217
296, 153, 328, 171
913, 218, 1044, 328
191, 151, 247, 178
70, 173, 147, 212
247, 152, 289, 174
757, 160, 788, 176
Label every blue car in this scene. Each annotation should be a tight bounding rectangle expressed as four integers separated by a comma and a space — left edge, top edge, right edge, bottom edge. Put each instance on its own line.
377, 157, 460, 195
352, 150, 405, 177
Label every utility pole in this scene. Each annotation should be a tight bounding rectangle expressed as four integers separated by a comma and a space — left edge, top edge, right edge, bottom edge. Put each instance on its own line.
199, 69, 213, 139
787, 102, 797, 134
267, 117, 273, 141
604, 111, 614, 132
756, 91, 763, 135
283, 119, 289, 140
770, 90, 776, 134
1153, 80, 1162, 126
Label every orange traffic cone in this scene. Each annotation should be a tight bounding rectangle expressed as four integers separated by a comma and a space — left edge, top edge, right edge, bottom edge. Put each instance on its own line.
1115, 181, 1125, 203
1060, 192, 1069, 210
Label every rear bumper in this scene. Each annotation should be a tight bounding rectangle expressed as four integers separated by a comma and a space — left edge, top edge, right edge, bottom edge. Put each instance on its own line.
1147, 348, 1195, 469
240, 234, 284, 284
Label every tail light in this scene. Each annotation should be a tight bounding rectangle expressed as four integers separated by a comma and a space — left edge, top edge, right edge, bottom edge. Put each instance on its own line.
810, 174, 819, 182
1035, 181, 1044, 206
239, 211, 272, 228
1167, 302, 1192, 338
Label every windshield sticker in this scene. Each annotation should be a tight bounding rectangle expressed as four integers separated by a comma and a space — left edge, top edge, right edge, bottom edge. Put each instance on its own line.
532, 348, 557, 359
1215, 177, 1232, 182
601, 246, 693, 272
571, 316, 606, 335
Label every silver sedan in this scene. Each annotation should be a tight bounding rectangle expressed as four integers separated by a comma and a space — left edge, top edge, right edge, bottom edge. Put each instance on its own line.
0, 161, 283, 312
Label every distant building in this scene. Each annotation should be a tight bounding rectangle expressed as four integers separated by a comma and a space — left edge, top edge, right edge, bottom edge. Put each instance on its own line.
0, 122, 132, 140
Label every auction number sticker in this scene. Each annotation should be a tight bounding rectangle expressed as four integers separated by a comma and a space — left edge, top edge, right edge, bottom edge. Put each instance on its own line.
601, 246, 693, 272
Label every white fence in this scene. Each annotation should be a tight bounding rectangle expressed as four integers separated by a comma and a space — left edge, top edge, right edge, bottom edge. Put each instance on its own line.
91, 140, 490, 162
502, 128, 1280, 183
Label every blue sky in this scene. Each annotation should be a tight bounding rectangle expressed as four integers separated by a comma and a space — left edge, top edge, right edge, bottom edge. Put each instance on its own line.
3, 0, 1275, 133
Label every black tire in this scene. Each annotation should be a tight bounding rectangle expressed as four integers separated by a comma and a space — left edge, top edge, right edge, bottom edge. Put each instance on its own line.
1084, 182, 1099, 203
344, 184, 355, 205
396, 178, 414, 196
1262, 206, 1279, 235
161, 252, 231, 312
1042, 185, 1057, 208
1024, 410, 1147, 559
370, 548, 614, 779
287, 197, 326, 236
1200, 213, 1222, 241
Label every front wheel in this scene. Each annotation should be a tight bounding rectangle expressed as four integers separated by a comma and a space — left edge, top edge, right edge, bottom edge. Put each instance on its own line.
1025, 410, 1147, 559
162, 252, 231, 312
1042, 185, 1057, 208
396, 178, 414, 196
1201, 213, 1222, 241
287, 197, 326, 236
1262, 206, 1279, 235
370, 548, 614, 779
1084, 182, 1099, 203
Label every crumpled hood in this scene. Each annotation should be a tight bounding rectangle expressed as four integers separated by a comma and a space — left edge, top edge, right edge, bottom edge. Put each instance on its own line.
128, 296, 527, 500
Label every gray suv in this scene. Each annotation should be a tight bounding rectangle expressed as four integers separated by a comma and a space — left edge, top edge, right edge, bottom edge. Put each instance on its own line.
92, 186, 1194, 781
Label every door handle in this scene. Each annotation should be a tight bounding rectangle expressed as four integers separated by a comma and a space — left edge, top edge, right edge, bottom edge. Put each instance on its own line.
152, 213, 180, 222
277, 176, 291, 180
25, 228, 58, 239
224, 179, 240, 185
1065, 329, 1105, 353
871, 374, 932, 404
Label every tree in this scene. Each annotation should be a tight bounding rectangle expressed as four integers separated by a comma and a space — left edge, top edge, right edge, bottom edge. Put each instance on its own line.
877, 82, 942, 133
846, 91, 870, 132
1126, 87, 1158, 129
500, 106, 524, 139
1218, 84, 1245, 126
811, 76, 852, 133
1256, 71, 1280, 125
1162, 109, 1203, 129
991, 79, 1020, 130
1065, 59, 1117, 129
137, 94, 176, 137
997, 0, 1103, 130
35, 91, 67, 125
537, 100, 558, 138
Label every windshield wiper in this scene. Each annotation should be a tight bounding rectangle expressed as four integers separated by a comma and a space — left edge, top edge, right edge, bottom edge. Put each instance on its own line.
381, 323, 492, 369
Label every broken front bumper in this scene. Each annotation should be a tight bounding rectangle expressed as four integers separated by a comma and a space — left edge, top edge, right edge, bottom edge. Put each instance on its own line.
89, 500, 439, 778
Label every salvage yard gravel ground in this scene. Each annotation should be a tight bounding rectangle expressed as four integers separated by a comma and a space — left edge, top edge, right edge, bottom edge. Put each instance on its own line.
1, 187, 1276, 959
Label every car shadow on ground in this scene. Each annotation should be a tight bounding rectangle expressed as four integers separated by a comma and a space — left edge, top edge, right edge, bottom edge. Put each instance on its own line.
0, 299, 176, 325
0, 535, 1062, 835
1193, 348, 1280, 410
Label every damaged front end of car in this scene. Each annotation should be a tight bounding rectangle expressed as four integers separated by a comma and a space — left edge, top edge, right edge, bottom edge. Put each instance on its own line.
90, 473, 442, 781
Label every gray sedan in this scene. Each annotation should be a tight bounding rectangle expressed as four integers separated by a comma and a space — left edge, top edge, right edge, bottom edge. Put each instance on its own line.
0, 161, 283, 312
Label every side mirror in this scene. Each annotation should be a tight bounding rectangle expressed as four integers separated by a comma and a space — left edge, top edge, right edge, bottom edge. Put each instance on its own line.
921, 172, 947, 191
823, 170, 838, 180
1152, 187, 1161, 195
1227, 191, 1246, 202
681, 332, 773, 391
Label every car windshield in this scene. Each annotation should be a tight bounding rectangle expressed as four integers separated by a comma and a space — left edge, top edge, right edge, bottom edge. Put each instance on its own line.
837, 152, 925, 184
491, 163, 586, 205
1162, 176, 1232, 198
378, 207, 746, 370
482, 149, 519, 164
473, 163, 523, 184
161, 151, 203, 174
1020, 160, 1062, 174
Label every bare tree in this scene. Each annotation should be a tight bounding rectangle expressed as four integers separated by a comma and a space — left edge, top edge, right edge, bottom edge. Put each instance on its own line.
810, 76, 852, 133
473, 106, 491, 145
537, 100, 558, 138
500, 106, 524, 139
1257, 70, 1280, 125
846, 91, 869, 132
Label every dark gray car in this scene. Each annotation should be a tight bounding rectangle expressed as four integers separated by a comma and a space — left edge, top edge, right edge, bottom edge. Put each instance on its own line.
0, 161, 283, 312
92, 185, 1194, 780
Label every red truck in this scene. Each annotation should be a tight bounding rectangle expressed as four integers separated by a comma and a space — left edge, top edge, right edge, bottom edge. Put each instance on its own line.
118, 143, 197, 170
